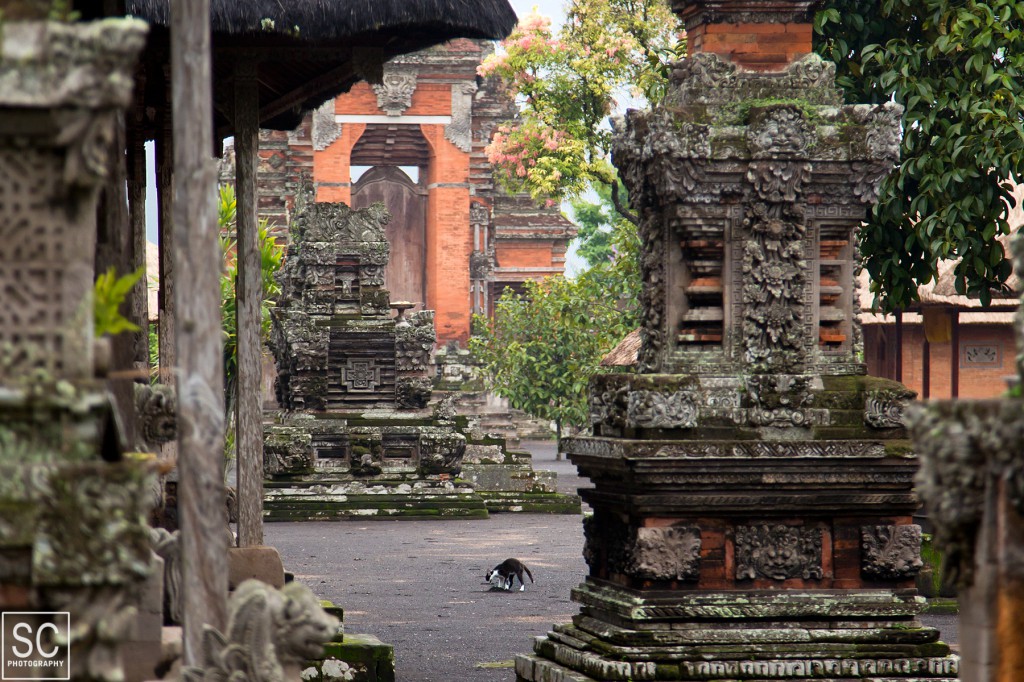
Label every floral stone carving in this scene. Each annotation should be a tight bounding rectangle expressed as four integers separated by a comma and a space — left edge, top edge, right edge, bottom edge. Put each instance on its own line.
735, 524, 823, 581
626, 390, 699, 429
628, 526, 702, 582
864, 388, 914, 429
861, 525, 923, 580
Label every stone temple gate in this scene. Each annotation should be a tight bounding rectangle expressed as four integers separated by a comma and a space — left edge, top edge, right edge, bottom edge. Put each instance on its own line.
515, 0, 959, 680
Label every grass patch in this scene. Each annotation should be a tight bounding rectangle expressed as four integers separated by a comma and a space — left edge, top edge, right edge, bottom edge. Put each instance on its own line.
475, 660, 515, 669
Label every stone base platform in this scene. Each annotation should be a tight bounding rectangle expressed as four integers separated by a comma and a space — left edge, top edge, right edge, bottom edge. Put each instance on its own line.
515, 583, 958, 682
462, 445, 581, 514
264, 479, 489, 520
303, 633, 396, 682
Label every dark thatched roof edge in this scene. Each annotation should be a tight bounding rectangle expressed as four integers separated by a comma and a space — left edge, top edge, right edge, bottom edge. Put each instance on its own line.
126, 0, 517, 42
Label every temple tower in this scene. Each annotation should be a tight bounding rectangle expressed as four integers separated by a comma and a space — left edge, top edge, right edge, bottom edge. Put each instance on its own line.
514, 1, 960, 679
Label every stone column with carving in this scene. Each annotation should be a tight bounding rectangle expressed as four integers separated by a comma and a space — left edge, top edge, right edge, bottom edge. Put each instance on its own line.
0, 16, 155, 682
515, 1, 958, 680
906, 232, 1024, 680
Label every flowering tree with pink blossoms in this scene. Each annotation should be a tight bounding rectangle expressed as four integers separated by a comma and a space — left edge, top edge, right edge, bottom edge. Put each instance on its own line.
480, 0, 684, 223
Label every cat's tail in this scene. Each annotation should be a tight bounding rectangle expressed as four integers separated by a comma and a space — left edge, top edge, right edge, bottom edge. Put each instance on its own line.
523, 564, 534, 583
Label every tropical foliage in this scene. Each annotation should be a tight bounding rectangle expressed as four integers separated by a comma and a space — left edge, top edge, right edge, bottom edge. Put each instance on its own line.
470, 221, 640, 442
815, 0, 1024, 309
479, 0, 685, 220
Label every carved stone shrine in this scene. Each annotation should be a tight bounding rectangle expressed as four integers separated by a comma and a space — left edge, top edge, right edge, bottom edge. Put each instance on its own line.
906, 231, 1024, 680
515, 1, 959, 680
265, 193, 579, 518
0, 17, 156, 681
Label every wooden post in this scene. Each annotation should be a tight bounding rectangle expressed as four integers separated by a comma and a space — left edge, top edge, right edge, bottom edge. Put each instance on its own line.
156, 70, 177, 467
895, 309, 903, 383
127, 97, 149, 371
171, 0, 229, 664
951, 308, 960, 398
922, 336, 930, 399
234, 59, 265, 548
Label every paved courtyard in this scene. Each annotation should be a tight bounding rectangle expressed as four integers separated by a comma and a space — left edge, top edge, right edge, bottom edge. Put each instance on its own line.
265, 441, 958, 682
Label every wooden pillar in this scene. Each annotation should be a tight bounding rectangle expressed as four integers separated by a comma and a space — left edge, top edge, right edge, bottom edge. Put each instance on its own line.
895, 310, 903, 383
157, 70, 175, 386
127, 90, 149, 371
156, 70, 177, 469
171, 0, 228, 664
234, 60, 265, 548
922, 336, 931, 399
951, 308, 960, 398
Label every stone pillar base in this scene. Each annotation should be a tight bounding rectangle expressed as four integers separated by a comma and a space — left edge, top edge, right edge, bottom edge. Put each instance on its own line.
516, 581, 958, 681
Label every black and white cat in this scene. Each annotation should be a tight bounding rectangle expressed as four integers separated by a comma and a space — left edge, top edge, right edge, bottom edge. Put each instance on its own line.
485, 558, 534, 592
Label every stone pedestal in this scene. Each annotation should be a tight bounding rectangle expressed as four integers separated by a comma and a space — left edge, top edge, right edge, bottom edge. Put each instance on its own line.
514, 1, 957, 679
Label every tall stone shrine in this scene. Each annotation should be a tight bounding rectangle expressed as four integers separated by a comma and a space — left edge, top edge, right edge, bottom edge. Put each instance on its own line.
514, 0, 960, 679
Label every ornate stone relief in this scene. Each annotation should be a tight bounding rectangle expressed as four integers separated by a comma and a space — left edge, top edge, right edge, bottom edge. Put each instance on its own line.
395, 311, 435, 374
469, 248, 496, 280
396, 377, 432, 409
343, 359, 380, 392
744, 374, 816, 427
312, 100, 341, 151
183, 580, 339, 682
373, 69, 417, 116
735, 524, 823, 581
741, 201, 807, 370
150, 527, 183, 625
134, 382, 178, 451
908, 399, 1024, 587
861, 524, 923, 579
626, 390, 699, 429
746, 107, 814, 158
864, 388, 913, 429
628, 526, 702, 581
445, 81, 477, 152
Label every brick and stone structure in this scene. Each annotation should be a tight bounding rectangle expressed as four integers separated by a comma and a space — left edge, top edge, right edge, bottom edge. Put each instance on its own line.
249, 39, 576, 346
263, 191, 579, 519
514, 1, 959, 680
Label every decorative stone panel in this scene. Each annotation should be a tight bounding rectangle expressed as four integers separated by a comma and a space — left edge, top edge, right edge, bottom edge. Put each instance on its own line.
735, 524, 823, 581
626, 390, 699, 429
627, 526, 702, 581
373, 68, 417, 116
861, 525, 923, 580
864, 388, 913, 429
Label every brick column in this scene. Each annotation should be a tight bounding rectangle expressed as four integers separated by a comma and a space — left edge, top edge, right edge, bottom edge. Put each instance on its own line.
421, 124, 472, 344
313, 121, 365, 204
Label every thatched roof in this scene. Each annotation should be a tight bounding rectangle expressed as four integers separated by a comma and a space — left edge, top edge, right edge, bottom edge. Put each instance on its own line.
601, 328, 640, 367
128, 0, 517, 43
123, 0, 517, 134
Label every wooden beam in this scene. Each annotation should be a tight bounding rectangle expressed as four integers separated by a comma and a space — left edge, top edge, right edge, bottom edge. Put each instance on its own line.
951, 309, 960, 398
258, 62, 356, 125
171, 0, 228, 664
234, 60, 265, 548
127, 88, 149, 371
895, 309, 903, 383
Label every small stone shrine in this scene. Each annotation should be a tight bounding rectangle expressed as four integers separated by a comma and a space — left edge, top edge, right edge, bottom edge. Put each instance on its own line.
515, 1, 958, 680
265, 194, 578, 518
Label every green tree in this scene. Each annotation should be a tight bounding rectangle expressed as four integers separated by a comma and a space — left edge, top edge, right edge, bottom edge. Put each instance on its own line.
570, 178, 632, 267
470, 225, 640, 444
480, 0, 684, 222
217, 185, 284, 458
815, 0, 1024, 309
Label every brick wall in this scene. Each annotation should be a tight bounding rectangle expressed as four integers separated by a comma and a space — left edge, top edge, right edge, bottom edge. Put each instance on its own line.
866, 323, 1016, 399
